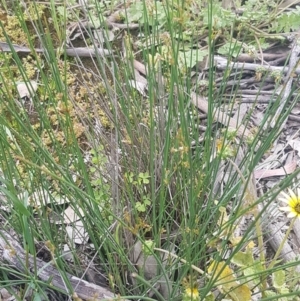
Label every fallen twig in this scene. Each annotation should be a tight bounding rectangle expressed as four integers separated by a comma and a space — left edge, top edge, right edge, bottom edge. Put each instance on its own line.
189, 91, 252, 138
254, 160, 297, 179
270, 34, 300, 127
0, 42, 113, 57
235, 52, 288, 64
0, 224, 129, 301
263, 220, 300, 273
214, 55, 300, 75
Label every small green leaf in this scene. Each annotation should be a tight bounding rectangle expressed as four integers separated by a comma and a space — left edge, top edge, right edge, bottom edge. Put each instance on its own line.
178, 49, 206, 70
218, 42, 243, 57
142, 240, 155, 255
204, 292, 215, 301
278, 286, 289, 295
57, 6, 71, 19
138, 172, 150, 184
245, 263, 264, 284
125, 2, 144, 23
272, 7, 300, 33
231, 251, 254, 267
135, 201, 145, 212
264, 290, 277, 297
273, 270, 285, 289
229, 283, 251, 301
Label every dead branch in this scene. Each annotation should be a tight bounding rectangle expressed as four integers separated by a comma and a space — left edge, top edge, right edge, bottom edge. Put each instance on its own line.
0, 42, 113, 57
0, 226, 130, 301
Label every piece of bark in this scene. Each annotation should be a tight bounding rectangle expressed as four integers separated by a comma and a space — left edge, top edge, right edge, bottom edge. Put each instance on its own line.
254, 160, 297, 179
0, 229, 129, 301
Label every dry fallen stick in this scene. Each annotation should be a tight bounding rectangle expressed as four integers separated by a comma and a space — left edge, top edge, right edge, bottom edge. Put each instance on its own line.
254, 160, 297, 179
0, 227, 129, 301
263, 219, 300, 273
270, 34, 300, 128
214, 55, 300, 75
235, 52, 289, 64
189, 91, 252, 138
0, 42, 113, 57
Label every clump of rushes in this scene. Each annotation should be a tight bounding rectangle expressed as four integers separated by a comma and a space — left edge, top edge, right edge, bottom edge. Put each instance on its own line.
2, 0, 300, 300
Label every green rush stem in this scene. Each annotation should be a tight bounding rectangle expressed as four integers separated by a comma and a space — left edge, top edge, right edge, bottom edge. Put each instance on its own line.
131, 272, 165, 301
154, 248, 205, 275
228, 159, 267, 291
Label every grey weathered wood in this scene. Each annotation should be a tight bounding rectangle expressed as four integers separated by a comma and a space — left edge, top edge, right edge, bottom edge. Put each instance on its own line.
0, 42, 112, 57
0, 229, 130, 301
214, 55, 300, 75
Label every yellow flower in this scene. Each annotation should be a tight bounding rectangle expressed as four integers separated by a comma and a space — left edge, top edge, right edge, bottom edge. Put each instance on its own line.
279, 189, 300, 218
183, 287, 200, 301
